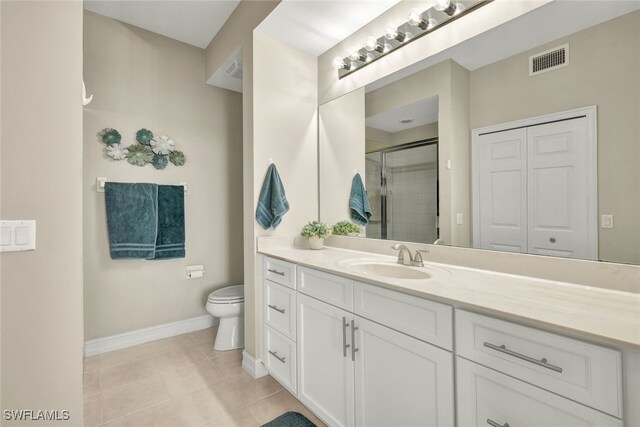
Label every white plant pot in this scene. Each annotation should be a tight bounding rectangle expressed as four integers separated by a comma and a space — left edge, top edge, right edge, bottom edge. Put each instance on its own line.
308, 236, 324, 250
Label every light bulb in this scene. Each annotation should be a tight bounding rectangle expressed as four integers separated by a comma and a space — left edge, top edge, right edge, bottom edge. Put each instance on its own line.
332, 56, 346, 70
348, 47, 365, 62
434, 0, 450, 11
384, 27, 398, 40
434, 0, 456, 16
364, 36, 379, 52
408, 8, 427, 29
385, 27, 405, 42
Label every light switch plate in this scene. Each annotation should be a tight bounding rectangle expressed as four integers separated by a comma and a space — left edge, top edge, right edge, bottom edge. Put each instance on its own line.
0, 220, 36, 252
601, 214, 614, 229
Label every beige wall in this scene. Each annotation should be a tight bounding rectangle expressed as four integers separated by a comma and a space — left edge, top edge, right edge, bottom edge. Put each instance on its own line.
1, 1, 84, 424
83, 11, 243, 339
246, 32, 318, 358
319, 88, 365, 225
365, 60, 470, 246
470, 10, 640, 264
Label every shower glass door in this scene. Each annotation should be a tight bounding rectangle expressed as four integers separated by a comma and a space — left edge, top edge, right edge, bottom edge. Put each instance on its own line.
365, 141, 438, 244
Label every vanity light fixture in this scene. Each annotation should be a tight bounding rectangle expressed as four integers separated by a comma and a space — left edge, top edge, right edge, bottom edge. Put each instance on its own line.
333, 0, 491, 78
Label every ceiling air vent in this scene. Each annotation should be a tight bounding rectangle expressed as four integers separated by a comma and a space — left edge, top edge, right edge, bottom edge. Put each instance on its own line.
529, 44, 569, 76
224, 60, 243, 80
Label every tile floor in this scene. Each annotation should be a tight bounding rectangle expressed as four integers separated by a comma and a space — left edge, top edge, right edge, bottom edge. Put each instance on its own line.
84, 327, 326, 427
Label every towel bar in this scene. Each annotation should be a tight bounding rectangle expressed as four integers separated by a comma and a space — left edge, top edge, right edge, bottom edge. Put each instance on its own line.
96, 177, 187, 193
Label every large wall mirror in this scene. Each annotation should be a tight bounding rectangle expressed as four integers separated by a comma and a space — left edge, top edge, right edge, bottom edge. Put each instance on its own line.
319, 3, 640, 265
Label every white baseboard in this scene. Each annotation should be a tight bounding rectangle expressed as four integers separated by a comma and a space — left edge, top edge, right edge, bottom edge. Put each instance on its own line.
242, 350, 269, 378
85, 315, 218, 357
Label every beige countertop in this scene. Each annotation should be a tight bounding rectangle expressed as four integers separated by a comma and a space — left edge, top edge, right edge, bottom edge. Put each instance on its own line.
258, 244, 640, 349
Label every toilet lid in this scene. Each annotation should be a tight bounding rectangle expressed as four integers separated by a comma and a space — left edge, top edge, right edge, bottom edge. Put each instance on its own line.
208, 284, 244, 302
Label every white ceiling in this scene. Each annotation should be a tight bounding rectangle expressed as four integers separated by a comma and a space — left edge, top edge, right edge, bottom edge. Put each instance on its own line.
84, 0, 240, 48
256, 0, 403, 56
366, 96, 439, 133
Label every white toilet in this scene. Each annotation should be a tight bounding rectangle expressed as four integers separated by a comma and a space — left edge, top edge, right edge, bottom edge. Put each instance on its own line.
205, 284, 245, 351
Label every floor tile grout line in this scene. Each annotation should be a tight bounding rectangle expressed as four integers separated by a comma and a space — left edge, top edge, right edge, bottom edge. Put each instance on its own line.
101, 398, 172, 426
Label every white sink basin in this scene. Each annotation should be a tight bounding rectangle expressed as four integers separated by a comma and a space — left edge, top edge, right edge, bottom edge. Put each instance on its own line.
340, 259, 445, 280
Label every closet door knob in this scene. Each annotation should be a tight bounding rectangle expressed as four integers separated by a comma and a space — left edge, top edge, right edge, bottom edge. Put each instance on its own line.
549, 237, 556, 243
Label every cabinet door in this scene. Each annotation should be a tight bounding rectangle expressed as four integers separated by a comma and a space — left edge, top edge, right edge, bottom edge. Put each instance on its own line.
354, 316, 454, 427
456, 358, 622, 427
297, 293, 355, 427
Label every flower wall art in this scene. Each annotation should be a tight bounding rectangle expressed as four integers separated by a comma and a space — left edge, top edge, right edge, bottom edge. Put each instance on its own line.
98, 128, 187, 169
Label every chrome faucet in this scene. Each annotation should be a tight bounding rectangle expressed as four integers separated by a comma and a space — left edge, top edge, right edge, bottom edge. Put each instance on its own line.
391, 244, 413, 265
412, 249, 431, 267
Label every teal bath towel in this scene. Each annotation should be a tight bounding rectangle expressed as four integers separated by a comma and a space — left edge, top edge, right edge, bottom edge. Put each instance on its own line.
256, 163, 290, 230
349, 173, 372, 226
152, 185, 185, 259
105, 182, 158, 259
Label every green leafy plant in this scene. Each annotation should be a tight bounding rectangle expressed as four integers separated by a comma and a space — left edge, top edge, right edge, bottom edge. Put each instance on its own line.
300, 221, 331, 239
332, 220, 361, 236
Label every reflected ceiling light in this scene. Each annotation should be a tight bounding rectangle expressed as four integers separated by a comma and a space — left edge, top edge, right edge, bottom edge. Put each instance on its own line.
333, 0, 491, 78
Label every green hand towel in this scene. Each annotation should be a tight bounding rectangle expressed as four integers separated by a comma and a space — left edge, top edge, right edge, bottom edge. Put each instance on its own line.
105, 182, 158, 259
349, 173, 372, 226
152, 185, 185, 259
256, 163, 290, 230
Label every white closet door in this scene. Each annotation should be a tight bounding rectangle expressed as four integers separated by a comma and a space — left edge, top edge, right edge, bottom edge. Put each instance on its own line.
476, 128, 528, 252
527, 117, 596, 259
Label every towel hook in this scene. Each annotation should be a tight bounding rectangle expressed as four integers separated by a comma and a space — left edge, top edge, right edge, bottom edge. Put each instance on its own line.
353, 169, 358, 176
269, 158, 274, 165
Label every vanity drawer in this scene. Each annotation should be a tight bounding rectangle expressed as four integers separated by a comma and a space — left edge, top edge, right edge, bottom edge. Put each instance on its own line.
456, 310, 623, 417
264, 325, 297, 395
297, 267, 353, 311
456, 357, 622, 427
263, 256, 296, 289
264, 280, 296, 341
353, 282, 452, 350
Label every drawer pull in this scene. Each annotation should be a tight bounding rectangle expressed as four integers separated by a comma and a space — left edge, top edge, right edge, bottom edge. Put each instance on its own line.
268, 350, 286, 364
483, 342, 563, 373
342, 316, 350, 357
486, 418, 509, 427
351, 319, 359, 362
268, 304, 285, 314
267, 268, 285, 276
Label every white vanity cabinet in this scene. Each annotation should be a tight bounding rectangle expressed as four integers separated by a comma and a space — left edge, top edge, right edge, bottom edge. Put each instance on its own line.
260, 256, 625, 427
263, 257, 454, 427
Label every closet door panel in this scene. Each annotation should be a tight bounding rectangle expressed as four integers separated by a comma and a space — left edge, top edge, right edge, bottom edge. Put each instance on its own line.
475, 128, 528, 252
527, 117, 596, 259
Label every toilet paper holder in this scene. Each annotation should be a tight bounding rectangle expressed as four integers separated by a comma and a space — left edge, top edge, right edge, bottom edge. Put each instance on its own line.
186, 265, 205, 279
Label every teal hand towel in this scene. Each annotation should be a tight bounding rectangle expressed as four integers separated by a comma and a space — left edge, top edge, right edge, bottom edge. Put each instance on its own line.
105, 182, 158, 259
256, 164, 290, 230
349, 173, 372, 226
152, 185, 185, 259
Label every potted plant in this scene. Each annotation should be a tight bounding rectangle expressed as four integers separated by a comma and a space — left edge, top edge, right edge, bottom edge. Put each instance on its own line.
300, 220, 331, 250
332, 220, 361, 237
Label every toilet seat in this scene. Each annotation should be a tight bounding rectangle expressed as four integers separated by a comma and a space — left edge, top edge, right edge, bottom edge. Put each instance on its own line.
208, 284, 244, 304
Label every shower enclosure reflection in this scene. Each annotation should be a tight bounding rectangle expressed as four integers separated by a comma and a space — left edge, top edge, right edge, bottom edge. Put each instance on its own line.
365, 141, 438, 243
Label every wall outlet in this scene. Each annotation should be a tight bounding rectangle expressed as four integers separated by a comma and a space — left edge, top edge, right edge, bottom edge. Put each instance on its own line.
601, 214, 614, 229
456, 213, 463, 225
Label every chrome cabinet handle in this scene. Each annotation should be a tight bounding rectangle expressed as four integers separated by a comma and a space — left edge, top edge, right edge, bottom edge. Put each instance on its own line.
342, 316, 350, 358
268, 304, 285, 314
351, 319, 359, 362
483, 342, 563, 373
267, 268, 285, 276
268, 350, 286, 364
486, 418, 509, 427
